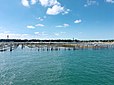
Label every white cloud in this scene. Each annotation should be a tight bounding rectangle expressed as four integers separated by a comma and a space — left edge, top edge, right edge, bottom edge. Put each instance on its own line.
62, 9, 70, 15
21, 0, 37, 6
0, 32, 32, 39
27, 25, 35, 29
63, 24, 69, 27
39, 0, 69, 15
46, 5, 64, 15
60, 32, 66, 34
56, 24, 69, 28
34, 32, 48, 36
56, 25, 63, 28
54, 32, 66, 36
34, 32, 40, 35
31, 0, 38, 5
84, 0, 99, 7
36, 17, 44, 21
46, 4, 70, 15
39, 0, 60, 7
21, 0, 70, 15
74, 19, 82, 24
49, 0, 60, 6
106, 0, 114, 3
35, 24, 44, 27
21, 0, 30, 7
39, 0, 49, 6
0, 31, 49, 39
36, 16, 47, 21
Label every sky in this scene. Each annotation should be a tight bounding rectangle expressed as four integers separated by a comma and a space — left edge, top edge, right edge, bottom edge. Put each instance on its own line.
0, 0, 114, 40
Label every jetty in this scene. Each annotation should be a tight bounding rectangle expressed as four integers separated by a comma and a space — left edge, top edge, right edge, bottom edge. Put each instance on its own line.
0, 39, 114, 52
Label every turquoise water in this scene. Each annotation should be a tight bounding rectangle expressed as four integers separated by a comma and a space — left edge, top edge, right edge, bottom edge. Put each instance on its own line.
0, 47, 114, 85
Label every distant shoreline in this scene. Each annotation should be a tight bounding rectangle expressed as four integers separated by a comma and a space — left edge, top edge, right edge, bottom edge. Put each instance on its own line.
0, 39, 114, 43
0, 39, 114, 52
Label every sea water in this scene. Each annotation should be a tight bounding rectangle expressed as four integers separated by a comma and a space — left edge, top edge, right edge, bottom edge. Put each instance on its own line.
0, 47, 114, 85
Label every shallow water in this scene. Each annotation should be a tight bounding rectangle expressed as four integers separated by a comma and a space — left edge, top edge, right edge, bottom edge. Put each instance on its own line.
0, 47, 114, 85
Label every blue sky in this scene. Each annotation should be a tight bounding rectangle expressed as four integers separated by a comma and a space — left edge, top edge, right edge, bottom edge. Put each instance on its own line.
0, 0, 114, 40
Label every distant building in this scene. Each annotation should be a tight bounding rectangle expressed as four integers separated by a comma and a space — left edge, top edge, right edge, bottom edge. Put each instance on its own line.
7, 35, 9, 39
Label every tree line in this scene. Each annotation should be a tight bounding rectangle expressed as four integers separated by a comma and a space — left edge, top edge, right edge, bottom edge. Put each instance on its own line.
0, 39, 114, 42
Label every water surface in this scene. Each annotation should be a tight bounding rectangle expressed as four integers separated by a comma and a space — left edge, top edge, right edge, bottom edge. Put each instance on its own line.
0, 47, 114, 85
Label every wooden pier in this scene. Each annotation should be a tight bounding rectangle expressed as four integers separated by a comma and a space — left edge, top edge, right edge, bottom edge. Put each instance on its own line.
0, 42, 114, 52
